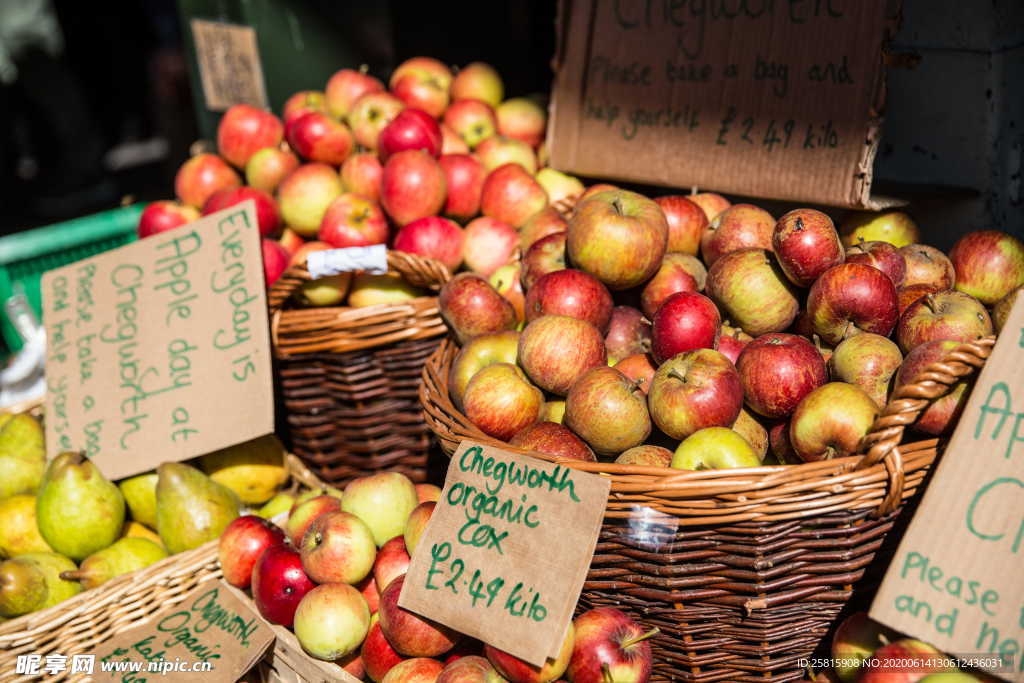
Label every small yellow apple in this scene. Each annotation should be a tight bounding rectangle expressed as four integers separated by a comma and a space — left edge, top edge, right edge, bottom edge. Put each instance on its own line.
672, 427, 759, 470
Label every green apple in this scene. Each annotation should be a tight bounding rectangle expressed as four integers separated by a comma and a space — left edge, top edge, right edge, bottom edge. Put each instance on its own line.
536, 168, 584, 206
341, 472, 418, 547
293, 583, 370, 660
297, 274, 352, 307
671, 427, 760, 470
447, 330, 519, 408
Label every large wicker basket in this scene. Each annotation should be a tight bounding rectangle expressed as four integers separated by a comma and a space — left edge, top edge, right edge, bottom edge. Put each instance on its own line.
0, 454, 325, 681
420, 335, 995, 682
269, 250, 452, 486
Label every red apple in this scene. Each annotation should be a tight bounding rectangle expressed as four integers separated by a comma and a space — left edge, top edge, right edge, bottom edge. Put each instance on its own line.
439, 273, 517, 344
246, 146, 300, 194
650, 291, 720, 364
568, 189, 668, 290
341, 152, 384, 202
440, 154, 486, 222
689, 192, 731, 222
362, 620, 407, 682
648, 348, 743, 439
217, 104, 283, 168
899, 244, 955, 290
771, 208, 844, 287
174, 153, 241, 209
261, 238, 290, 288
736, 333, 827, 418
845, 240, 906, 287
300, 510, 376, 585
495, 97, 546, 148
393, 215, 464, 271
441, 123, 470, 154
282, 90, 327, 126
568, 607, 656, 683
379, 108, 443, 162
379, 574, 461, 657
443, 99, 497, 149
830, 333, 903, 408
895, 339, 973, 435
350, 91, 406, 150
485, 623, 573, 683
831, 612, 900, 683
897, 283, 942, 316
286, 494, 342, 546
480, 163, 548, 228
373, 536, 410, 593
655, 195, 707, 255
717, 323, 752, 365
390, 57, 453, 118
381, 150, 447, 226
278, 163, 343, 236
286, 112, 354, 166
769, 420, 798, 464
510, 421, 596, 461
700, 203, 774, 267
450, 62, 503, 107
251, 544, 316, 627
476, 135, 537, 173
614, 444, 673, 466
358, 575, 380, 615
326, 68, 385, 120
564, 366, 651, 456
438, 655, 503, 682
896, 290, 992, 353
605, 306, 651, 364
949, 229, 1024, 304
218, 515, 286, 589
382, 658, 445, 683
137, 200, 198, 238
520, 206, 568, 250
665, 252, 707, 289
519, 315, 607, 395
489, 263, 526, 323
641, 257, 700, 318
318, 193, 389, 248
789, 382, 878, 461
857, 639, 957, 682
521, 232, 566, 290
202, 186, 280, 236
447, 330, 520, 407
463, 217, 518, 276
707, 248, 799, 336
807, 263, 899, 346
525, 269, 613, 331
463, 363, 543, 440
403, 501, 434, 556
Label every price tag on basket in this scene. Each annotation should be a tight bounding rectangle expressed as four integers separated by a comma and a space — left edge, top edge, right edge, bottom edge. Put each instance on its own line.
870, 297, 1024, 682
399, 440, 610, 666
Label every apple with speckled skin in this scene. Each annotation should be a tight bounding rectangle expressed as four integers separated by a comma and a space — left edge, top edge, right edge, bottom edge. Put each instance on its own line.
648, 348, 743, 440
379, 575, 461, 657
689, 192, 730, 222
771, 209, 844, 287
463, 363, 543, 441
707, 249, 799, 337
439, 273, 517, 344
525, 269, 614, 331
717, 323, 752, 365
789, 383, 878, 461
567, 607, 656, 683
510, 421, 596, 461
326, 68, 384, 120
897, 283, 941, 316
447, 330, 520, 408
604, 306, 651, 364
489, 263, 526, 323
641, 257, 700, 319
899, 244, 955, 290
949, 229, 1024, 304
895, 290, 992, 353
437, 655, 504, 682
737, 333, 827, 419
485, 623, 573, 683
614, 354, 657, 395
701, 203, 775, 267
565, 366, 651, 457
614, 445, 672, 467
518, 315, 606, 396
895, 340, 974, 435
650, 292, 721, 365
993, 286, 1023, 333
807, 263, 899, 346
844, 240, 905, 287
521, 232, 566, 290
830, 333, 902, 408
655, 195, 707, 255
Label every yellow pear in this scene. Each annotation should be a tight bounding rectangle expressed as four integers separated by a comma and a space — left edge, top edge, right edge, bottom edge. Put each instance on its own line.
120, 521, 163, 547
156, 462, 240, 554
61, 538, 168, 590
118, 472, 158, 528
0, 494, 53, 557
0, 413, 46, 499
0, 552, 80, 617
198, 435, 288, 505
256, 492, 295, 519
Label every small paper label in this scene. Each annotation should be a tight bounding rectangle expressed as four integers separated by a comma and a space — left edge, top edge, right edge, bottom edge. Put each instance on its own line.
190, 19, 268, 111
400, 441, 610, 667
307, 245, 388, 278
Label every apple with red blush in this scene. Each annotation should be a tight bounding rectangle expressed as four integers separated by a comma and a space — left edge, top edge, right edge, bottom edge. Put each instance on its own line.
647, 348, 743, 439
567, 607, 657, 683
845, 240, 906, 287
463, 217, 518, 277
137, 201, 199, 238
378, 108, 442, 162
520, 207, 568, 250
443, 99, 497, 149
439, 273, 517, 343
349, 92, 406, 151
286, 111, 354, 166
381, 150, 447, 227
771, 208, 844, 287
175, 153, 241, 209
806, 263, 899, 346
650, 292, 721, 364
518, 315, 607, 396
655, 195, 707, 255
480, 163, 548, 228
217, 104, 283, 168
218, 515, 286, 589
379, 574, 461, 657
510, 421, 596, 461
251, 544, 316, 627
895, 290, 992, 353
202, 186, 280, 236
440, 154, 486, 222
525, 269, 613, 331
521, 232, 566, 290
326, 68, 385, 119
700, 203, 774, 267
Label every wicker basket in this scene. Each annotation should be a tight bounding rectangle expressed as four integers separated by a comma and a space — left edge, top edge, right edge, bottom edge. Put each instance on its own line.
420, 335, 995, 682
268, 250, 452, 486
0, 454, 326, 681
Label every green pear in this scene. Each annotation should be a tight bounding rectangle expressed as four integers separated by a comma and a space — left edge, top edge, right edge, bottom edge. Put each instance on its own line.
61, 537, 168, 590
0, 494, 53, 557
118, 472, 158, 528
37, 453, 125, 561
257, 492, 295, 519
156, 462, 240, 554
0, 552, 81, 617
0, 413, 46, 499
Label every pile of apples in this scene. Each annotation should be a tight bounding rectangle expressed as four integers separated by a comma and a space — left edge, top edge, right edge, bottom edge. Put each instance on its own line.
219, 472, 657, 682
438, 189, 1024, 469
137, 56, 583, 308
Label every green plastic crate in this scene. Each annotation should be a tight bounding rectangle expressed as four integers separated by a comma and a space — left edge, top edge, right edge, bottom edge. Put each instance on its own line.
0, 204, 144, 353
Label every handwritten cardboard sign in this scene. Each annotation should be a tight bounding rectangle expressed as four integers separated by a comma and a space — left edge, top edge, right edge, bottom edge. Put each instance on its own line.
92, 579, 274, 682
191, 19, 269, 111
548, 0, 900, 209
870, 298, 1024, 681
400, 441, 610, 666
42, 201, 275, 481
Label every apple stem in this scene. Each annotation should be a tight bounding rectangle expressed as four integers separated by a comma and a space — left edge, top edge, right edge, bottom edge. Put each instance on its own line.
794, 217, 805, 232
621, 627, 660, 649
668, 368, 689, 384
611, 198, 624, 215
602, 664, 614, 683
924, 293, 936, 312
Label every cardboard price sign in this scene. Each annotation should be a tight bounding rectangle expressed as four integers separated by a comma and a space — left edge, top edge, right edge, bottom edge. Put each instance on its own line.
870, 298, 1024, 681
549, 0, 898, 208
42, 201, 275, 481
191, 19, 269, 111
92, 579, 274, 682
400, 441, 610, 666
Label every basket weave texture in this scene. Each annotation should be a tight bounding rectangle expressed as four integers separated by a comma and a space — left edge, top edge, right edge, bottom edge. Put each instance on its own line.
420, 335, 995, 682
269, 250, 451, 486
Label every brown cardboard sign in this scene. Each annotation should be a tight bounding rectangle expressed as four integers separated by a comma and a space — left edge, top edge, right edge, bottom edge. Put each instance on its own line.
870, 298, 1024, 681
42, 201, 275, 481
399, 441, 610, 666
549, 0, 900, 208
92, 579, 275, 682
191, 19, 269, 111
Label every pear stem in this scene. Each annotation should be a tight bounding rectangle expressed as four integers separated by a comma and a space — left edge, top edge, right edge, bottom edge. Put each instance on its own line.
59, 570, 85, 581
621, 627, 660, 649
